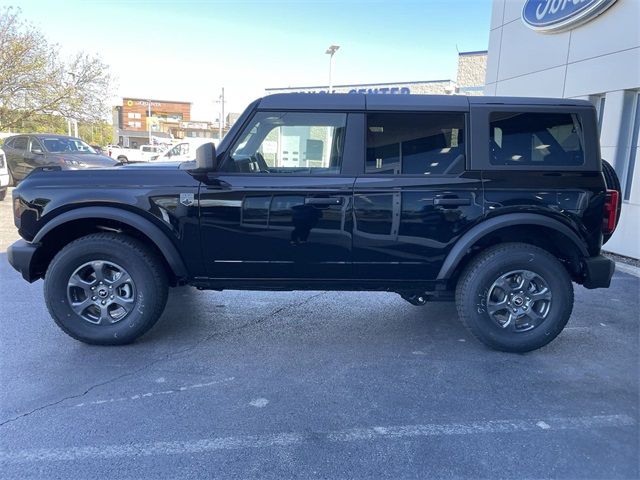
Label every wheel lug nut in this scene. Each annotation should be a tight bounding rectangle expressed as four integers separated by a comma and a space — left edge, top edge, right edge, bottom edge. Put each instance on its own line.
101, 300, 106, 305
110, 295, 114, 299
92, 296, 97, 300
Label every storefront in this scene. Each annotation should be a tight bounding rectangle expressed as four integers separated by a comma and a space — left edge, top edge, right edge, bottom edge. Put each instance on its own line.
486, 0, 639, 258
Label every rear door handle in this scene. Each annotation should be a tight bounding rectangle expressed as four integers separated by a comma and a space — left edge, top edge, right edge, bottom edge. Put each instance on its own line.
305, 196, 344, 206
433, 198, 471, 206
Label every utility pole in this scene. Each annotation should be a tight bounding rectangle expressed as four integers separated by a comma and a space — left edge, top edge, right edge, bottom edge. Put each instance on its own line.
325, 45, 340, 92
147, 100, 152, 144
216, 88, 226, 140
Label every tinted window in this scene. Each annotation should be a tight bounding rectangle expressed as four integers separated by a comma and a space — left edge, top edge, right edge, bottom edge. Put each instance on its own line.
3, 138, 14, 148
490, 112, 584, 166
224, 112, 347, 175
13, 137, 28, 150
41, 137, 96, 154
366, 113, 465, 175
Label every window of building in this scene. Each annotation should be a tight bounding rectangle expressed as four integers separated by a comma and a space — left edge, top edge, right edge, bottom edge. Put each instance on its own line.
589, 94, 606, 134
366, 112, 465, 175
489, 112, 584, 166
223, 112, 347, 175
624, 92, 640, 201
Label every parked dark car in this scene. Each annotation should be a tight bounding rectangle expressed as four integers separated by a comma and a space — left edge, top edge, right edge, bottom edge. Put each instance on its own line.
7, 94, 621, 352
2, 134, 116, 184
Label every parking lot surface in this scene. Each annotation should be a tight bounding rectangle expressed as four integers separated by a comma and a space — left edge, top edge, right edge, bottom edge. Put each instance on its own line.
0, 188, 638, 479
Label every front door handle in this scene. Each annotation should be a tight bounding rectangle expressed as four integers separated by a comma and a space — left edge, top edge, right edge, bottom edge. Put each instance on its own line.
433, 197, 471, 206
305, 196, 344, 206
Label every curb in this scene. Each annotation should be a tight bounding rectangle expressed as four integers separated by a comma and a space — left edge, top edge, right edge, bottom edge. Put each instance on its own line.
615, 262, 640, 278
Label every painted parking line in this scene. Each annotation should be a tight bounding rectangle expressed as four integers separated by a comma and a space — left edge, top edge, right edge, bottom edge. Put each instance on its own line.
0, 414, 634, 463
73, 377, 235, 408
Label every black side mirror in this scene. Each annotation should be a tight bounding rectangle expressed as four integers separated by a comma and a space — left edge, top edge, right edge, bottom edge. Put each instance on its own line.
195, 142, 217, 170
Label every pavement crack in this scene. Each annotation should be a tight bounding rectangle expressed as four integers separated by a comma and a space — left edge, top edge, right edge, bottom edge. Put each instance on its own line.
0, 291, 327, 428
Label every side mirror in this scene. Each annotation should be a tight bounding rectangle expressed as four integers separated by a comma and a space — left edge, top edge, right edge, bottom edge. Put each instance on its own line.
32, 147, 43, 155
195, 142, 217, 170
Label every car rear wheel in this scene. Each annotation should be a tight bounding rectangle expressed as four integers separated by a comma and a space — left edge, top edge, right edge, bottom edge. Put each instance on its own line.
117, 156, 128, 163
455, 243, 573, 353
44, 233, 168, 345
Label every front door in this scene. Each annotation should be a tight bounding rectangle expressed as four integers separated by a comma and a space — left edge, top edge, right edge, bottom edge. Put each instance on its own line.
199, 111, 357, 279
353, 111, 483, 281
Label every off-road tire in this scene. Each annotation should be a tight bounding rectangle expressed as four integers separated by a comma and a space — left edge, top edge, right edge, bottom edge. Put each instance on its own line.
455, 243, 573, 353
44, 233, 168, 345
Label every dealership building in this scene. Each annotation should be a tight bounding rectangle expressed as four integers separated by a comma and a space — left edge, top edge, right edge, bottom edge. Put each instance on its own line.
267, 50, 487, 97
486, 0, 639, 258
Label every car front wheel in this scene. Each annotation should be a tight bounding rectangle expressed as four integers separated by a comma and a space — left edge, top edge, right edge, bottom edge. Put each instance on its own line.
44, 233, 168, 345
455, 243, 573, 353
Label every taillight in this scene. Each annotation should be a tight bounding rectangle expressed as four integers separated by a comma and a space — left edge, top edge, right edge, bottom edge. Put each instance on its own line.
603, 189, 619, 235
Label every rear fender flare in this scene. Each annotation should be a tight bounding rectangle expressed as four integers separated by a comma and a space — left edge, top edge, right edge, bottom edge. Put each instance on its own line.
437, 213, 588, 280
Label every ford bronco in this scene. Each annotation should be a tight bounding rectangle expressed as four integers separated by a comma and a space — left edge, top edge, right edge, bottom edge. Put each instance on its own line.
7, 94, 621, 352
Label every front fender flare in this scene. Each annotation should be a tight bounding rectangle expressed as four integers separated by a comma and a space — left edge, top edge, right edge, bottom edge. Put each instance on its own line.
437, 213, 589, 280
33, 206, 188, 279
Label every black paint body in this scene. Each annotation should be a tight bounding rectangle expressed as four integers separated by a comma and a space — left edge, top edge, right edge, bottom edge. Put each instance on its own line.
9, 94, 611, 293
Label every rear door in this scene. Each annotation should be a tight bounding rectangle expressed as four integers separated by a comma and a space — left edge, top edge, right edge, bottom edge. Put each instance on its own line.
353, 100, 484, 281
199, 110, 363, 280
5, 136, 29, 180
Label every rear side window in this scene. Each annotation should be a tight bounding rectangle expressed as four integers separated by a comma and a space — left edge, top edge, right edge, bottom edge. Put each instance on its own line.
366, 112, 465, 175
13, 136, 28, 150
490, 112, 584, 166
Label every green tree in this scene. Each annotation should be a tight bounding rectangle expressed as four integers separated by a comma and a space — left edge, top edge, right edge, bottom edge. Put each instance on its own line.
0, 7, 113, 131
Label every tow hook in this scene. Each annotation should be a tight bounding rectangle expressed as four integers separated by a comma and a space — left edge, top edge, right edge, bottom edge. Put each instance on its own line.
400, 293, 430, 306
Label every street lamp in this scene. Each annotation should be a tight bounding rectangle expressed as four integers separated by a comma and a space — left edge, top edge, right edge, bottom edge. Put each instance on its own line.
325, 44, 340, 92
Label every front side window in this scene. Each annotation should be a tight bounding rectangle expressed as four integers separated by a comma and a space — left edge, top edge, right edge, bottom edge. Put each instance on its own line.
490, 112, 584, 166
223, 112, 347, 174
366, 112, 465, 175
41, 137, 96, 154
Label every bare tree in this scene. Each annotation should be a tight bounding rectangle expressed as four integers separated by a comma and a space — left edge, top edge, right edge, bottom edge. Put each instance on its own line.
0, 7, 113, 131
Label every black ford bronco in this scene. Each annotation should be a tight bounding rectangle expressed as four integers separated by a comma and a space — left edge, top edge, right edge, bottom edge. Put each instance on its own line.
7, 94, 621, 352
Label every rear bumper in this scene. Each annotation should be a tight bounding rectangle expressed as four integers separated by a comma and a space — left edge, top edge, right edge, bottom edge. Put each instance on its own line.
7, 239, 39, 282
582, 255, 615, 289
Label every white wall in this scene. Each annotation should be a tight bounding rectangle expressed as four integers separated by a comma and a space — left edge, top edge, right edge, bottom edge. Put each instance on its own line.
486, 0, 640, 258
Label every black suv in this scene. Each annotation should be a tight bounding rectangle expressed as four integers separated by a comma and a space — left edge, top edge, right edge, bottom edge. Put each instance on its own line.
3, 133, 116, 184
7, 94, 621, 352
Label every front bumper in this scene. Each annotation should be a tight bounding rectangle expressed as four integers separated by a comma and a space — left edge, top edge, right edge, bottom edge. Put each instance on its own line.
7, 239, 39, 282
582, 255, 615, 289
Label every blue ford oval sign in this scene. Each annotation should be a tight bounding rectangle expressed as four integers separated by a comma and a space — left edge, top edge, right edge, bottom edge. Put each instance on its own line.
522, 0, 618, 33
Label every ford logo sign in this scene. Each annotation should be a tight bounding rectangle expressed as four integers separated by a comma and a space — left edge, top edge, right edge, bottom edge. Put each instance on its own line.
522, 0, 618, 33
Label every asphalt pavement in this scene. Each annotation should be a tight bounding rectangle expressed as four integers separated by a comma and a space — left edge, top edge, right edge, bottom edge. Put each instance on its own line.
0, 188, 638, 479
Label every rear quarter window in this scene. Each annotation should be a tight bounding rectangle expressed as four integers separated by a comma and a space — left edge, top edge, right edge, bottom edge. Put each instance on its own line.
490, 112, 584, 167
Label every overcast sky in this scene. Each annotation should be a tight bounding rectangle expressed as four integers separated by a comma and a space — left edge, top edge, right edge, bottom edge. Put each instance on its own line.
15, 0, 491, 119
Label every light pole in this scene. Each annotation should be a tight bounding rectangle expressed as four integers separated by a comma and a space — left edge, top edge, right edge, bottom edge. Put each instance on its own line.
325, 45, 340, 93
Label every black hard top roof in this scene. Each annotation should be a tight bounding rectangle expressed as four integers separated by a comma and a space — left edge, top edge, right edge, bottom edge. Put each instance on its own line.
257, 93, 592, 111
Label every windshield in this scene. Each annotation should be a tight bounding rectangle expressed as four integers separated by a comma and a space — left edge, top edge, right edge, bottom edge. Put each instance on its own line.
41, 137, 97, 154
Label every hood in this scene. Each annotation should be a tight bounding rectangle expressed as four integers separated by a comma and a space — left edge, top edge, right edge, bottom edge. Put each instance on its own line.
47, 153, 117, 168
